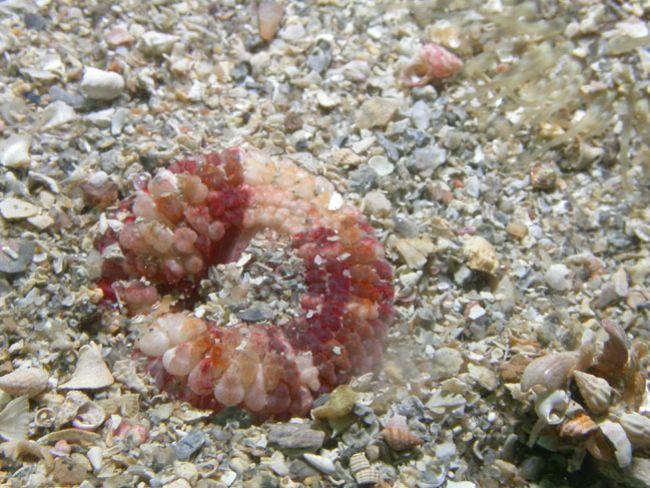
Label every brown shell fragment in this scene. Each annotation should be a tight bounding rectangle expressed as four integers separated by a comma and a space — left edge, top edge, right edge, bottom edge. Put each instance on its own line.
559, 411, 598, 440
380, 427, 424, 451
592, 320, 628, 379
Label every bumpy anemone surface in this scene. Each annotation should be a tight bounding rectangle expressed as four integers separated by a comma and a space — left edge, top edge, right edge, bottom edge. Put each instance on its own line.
95, 148, 395, 419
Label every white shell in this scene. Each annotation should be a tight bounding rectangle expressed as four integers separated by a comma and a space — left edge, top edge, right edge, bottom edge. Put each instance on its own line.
80, 67, 125, 101
71, 401, 106, 431
0, 396, 30, 441
534, 390, 569, 425
618, 412, 650, 448
59, 342, 114, 390
0, 134, 31, 169
303, 453, 336, 474
599, 420, 632, 467
0, 367, 49, 398
573, 371, 612, 414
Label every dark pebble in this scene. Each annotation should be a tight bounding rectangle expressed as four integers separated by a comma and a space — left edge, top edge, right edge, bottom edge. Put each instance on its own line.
0, 240, 35, 274
24, 13, 47, 31
172, 429, 206, 461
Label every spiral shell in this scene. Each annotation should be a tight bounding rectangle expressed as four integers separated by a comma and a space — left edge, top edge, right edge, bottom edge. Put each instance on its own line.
573, 371, 612, 414
618, 412, 650, 448
35, 407, 56, 429
534, 390, 569, 426
349, 452, 371, 473
355, 467, 380, 485
380, 427, 424, 451
520, 352, 580, 393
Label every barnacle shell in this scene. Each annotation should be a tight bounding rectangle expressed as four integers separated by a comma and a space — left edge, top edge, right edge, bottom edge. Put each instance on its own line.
521, 352, 580, 393
573, 371, 612, 414
380, 427, 424, 451
59, 342, 114, 390
559, 411, 598, 439
599, 420, 632, 467
0, 367, 49, 398
618, 412, 650, 448
349, 452, 371, 473
71, 401, 106, 431
0, 396, 30, 441
534, 390, 569, 426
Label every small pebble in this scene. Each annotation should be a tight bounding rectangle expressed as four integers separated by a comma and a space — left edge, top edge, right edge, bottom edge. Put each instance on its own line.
356, 97, 400, 129
545, 264, 572, 291
81, 67, 125, 101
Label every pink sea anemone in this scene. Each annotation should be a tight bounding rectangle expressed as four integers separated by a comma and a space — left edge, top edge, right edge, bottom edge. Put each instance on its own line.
95, 148, 395, 420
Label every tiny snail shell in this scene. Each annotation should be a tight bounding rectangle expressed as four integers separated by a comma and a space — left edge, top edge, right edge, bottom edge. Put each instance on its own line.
355, 466, 381, 485
380, 427, 424, 451
573, 371, 612, 414
520, 351, 580, 393
534, 390, 570, 426
618, 412, 650, 448
349, 452, 371, 473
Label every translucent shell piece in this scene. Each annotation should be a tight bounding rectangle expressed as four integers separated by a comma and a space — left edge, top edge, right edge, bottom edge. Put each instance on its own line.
573, 371, 612, 414
520, 351, 580, 393
599, 420, 632, 467
618, 412, 650, 448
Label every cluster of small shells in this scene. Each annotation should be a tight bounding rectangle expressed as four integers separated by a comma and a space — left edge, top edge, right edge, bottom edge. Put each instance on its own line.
520, 320, 649, 467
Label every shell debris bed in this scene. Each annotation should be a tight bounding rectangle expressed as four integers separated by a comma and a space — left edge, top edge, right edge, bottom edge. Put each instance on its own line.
0, 1, 648, 487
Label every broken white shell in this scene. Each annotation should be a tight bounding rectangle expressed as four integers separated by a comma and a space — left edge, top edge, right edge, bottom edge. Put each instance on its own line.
521, 352, 580, 393
534, 390, 570, 425
599, 420, 632, 467
0, 396, 30, 441
0, 134, 31, 169
55, 391, 90, 428
0, 367, 49, 398
573, 371, 612, 414
618, 412, 650, 448
71, 401, 106, 431
59, 342, 114, 390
